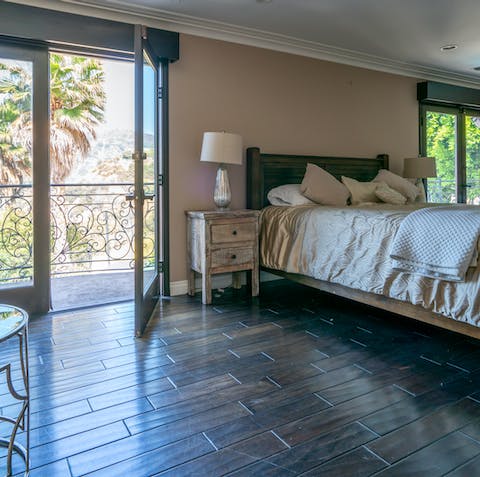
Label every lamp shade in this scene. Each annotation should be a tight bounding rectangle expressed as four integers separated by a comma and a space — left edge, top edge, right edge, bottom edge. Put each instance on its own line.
200, 132, 243, 166
403, 157, 437, 178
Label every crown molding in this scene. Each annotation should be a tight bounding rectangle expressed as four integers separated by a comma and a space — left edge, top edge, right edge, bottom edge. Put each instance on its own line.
7, 0, 480, 88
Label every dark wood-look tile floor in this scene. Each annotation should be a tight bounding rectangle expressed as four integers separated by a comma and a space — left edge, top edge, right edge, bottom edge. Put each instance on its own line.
2, 280, 480, 476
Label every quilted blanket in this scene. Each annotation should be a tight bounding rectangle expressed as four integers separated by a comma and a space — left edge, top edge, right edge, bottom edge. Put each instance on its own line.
390, 205, 480, 281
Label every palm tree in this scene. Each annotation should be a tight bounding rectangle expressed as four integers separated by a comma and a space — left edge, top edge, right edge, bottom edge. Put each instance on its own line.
49, 54, 105, 183
0, 62, 32, 184
0, 54, 105, 184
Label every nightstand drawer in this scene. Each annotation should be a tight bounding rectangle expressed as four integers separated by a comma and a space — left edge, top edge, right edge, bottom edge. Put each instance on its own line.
211, 247, 253, 268
211, 222, 256, 244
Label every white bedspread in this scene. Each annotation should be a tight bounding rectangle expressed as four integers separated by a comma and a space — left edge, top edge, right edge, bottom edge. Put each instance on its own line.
390, 205, 480, 282
260, 203, 480, 326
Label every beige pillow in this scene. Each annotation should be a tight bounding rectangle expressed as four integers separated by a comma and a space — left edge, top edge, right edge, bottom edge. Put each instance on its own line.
341, 176, 379, 205
375, 182, 407, 205
300, 163, 350, 206
373, 169, 419, 203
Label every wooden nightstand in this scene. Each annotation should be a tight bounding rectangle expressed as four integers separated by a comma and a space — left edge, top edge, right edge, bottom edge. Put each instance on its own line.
186, 209, 260, 305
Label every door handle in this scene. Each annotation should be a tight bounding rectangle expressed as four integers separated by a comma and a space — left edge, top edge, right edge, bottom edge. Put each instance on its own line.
125, 192, 155, 201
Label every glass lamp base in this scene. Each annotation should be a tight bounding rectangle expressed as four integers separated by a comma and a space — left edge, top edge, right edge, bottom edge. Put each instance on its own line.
214, 164, 231, 210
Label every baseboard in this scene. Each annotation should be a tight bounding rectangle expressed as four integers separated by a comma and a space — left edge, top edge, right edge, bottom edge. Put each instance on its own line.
170, 280, 189, 297
169, 271, 281, 296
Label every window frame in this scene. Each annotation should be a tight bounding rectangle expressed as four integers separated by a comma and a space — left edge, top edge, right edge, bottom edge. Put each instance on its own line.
420, 102, 480, 203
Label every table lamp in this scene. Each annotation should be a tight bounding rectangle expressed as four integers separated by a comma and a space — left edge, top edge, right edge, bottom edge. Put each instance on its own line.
403, 156, 437, 194
200, 131, 243, 210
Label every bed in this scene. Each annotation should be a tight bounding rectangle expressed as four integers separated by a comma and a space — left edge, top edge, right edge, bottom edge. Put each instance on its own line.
246, 147, 480, 339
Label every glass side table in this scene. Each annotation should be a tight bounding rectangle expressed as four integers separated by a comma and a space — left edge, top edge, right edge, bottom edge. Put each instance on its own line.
0, 305, 29, 476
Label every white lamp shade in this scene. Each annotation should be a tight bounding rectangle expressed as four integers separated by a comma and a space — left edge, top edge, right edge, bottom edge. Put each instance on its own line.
200, 132, 243, 166
403, 157, 437, 178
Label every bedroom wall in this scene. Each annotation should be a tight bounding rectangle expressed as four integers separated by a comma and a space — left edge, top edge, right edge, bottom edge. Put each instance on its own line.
169, 33, 420, 287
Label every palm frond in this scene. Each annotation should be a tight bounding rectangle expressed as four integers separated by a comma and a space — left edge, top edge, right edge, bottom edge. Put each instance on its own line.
1, 55, 106, 183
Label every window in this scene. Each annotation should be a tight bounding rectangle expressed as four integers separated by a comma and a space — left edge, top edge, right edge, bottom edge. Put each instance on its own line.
421, 106, 480, 204
419, 82, 480, 204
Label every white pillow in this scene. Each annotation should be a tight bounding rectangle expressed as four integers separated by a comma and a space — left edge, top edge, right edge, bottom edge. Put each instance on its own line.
375, 182, 407, 205
341, 176, 379, 205
373, 169, 419, 203
267, 184, 315, 206
300, 163, 350, 206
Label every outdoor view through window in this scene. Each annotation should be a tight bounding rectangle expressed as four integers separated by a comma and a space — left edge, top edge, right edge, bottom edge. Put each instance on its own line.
426, 110, 480, 204
0, 53, 155, 309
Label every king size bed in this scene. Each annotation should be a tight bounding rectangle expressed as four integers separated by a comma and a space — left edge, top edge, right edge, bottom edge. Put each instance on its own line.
246, 147, 480, 339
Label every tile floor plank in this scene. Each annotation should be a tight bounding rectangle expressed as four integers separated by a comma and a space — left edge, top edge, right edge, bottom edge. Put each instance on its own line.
3, 281, 480, 476
366, 397, 480, 463
373, 432, 480, 476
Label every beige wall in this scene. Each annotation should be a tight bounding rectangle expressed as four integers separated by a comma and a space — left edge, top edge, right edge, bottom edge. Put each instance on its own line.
169, 34, 420, 283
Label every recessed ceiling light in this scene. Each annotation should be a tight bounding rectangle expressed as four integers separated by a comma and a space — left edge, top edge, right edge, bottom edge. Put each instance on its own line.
440, 44, 458, 52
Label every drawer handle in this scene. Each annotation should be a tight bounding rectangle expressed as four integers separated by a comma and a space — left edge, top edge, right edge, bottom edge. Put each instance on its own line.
232, 230, 237, 235
231, 254, 237, 260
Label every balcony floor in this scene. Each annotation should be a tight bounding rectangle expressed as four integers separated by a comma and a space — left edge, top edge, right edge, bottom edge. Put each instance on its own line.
51, 271, 134, 311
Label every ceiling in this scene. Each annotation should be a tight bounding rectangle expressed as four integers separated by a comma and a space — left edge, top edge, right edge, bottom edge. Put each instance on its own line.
10, 0, 480, 87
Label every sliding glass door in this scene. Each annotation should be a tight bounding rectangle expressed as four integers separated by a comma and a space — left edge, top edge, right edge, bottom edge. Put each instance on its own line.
0, 43, 49, 313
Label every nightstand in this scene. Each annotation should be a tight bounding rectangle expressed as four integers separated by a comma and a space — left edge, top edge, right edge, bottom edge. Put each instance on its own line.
186, 209, 260, 304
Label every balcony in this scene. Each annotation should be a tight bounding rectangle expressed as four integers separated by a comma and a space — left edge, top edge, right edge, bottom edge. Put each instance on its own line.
0, 183, 154, 310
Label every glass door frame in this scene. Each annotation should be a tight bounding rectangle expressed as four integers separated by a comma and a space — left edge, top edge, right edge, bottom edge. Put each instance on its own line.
0, 41, 50, 314
133, 25, 162, 337
420, 103, 480, 204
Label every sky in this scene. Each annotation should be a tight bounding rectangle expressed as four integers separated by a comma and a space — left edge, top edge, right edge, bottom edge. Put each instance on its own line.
100, 59, 134, 132
100, 57, 155, 136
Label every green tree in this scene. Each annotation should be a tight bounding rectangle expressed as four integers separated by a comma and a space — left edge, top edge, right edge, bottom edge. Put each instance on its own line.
426, 111, 480, 203
0, 54, 106, 184
0, 63, 31, 184
426, 111, 456, 202
466, 116, 480, 202
49, 54, 106, 183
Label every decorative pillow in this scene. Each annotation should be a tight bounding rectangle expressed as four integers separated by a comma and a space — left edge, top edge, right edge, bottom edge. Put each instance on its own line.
341, 176, 380, 205
373, 169, 419, 203
267, 184, 315, 206
300, 163, 350, 206
375, 181, 407, 205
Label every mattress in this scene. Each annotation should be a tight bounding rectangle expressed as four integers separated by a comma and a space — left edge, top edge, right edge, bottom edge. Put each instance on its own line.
260, 203, 480, 326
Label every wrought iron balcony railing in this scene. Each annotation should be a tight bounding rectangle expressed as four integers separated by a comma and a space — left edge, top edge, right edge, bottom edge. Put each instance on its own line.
0, 183, 154, 285
2, 179, 479, 285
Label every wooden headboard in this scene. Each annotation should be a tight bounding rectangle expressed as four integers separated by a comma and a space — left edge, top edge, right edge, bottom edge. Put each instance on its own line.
246, 147, 389, 209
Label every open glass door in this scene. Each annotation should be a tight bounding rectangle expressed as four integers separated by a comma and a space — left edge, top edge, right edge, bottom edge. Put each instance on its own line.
134, 26, 161, 336
0, 43, 49, 313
